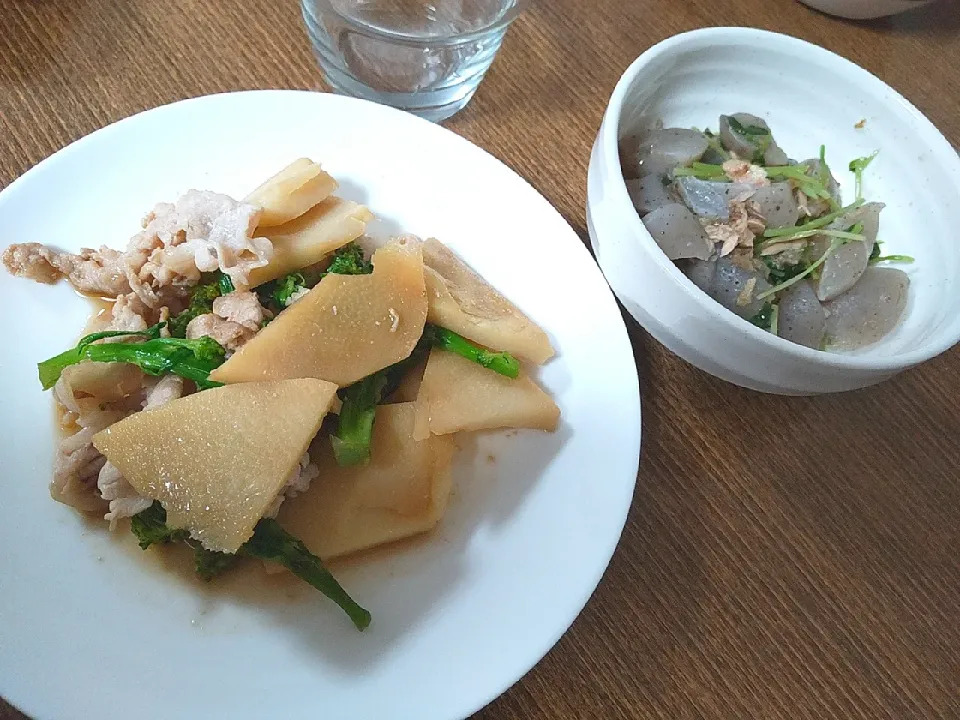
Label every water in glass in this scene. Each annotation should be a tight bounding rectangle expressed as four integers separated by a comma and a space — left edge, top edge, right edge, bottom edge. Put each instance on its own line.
301, 0, 524, 122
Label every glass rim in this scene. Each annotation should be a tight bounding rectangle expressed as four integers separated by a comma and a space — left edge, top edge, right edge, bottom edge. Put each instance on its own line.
302, 0, 528, 45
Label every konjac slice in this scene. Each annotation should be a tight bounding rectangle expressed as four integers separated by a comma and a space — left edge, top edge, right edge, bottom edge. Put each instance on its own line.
244, 158, 338, 227
811, 203, 884, 302
211, 238, 427, 387
625, 175, 676, 217
823, 267, 909, 350
412, 348, 560, 439
777, 280, 826, 349
422, 238, 554, 364
276, 403, 456, 559
642, 203, 713, 261
246, 196, 373, 287
92, 378, 339, 553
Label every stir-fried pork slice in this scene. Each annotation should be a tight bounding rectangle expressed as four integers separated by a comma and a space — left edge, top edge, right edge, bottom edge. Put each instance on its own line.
99, 375, 185, 527
212, 290, 267, 331
4, 190, 270, 310
130, 190, 269, 300
185, 290, 269, 352
263, 454, 321, 519
3, 242, 129, 296
52, 408, 127, 513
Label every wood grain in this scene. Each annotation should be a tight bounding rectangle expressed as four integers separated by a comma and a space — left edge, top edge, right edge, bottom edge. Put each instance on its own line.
2, 0, 959, 718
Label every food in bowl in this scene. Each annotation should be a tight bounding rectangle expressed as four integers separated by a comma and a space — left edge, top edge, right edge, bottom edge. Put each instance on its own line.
2, 159, 560, 630
620, 113, 912, 351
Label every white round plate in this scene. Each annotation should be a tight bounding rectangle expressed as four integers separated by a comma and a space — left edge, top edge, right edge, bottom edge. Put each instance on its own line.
0, 91, 640, 720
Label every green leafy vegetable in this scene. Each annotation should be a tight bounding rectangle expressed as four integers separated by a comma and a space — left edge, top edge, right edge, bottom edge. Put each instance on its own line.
245, 519, 371, 631
770, 303, 779, 336
274, 272, 308, 307
331, 371, 389, 466
727, 116, 771, 138
757, 236, 852, 300
131, 502, 236, 579
331, 338, 431, 467
168, 278, 225, 338
748, 302, 775, 331
424, 325, 520, 378
764, 258, 808, 286
671, 162, 729, 180
130, 504, 370, 629
254, 243, 372, 314
324, 242, 373, 276
330, 323, 520, 468
762, 199, 865, 240
131, 501, 187, 549
38, 323, 226, 391
218, 273, 235, 295
193, 547, 239, 581
727, 116, 772, 163
817, 144, 833, 189
849, 150, 879, 203
871, 254, 915, 264
765, 164, 837, 208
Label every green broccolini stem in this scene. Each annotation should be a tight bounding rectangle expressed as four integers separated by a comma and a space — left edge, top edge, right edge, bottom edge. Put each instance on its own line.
130, 505, 369, 629
425, 325, 520, 378
38, 325, 226, 390
244, 519, 371, 630
331, 372, 389, 466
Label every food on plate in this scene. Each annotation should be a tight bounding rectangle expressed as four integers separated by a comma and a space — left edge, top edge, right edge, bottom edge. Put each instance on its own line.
620, 113, 912, 351
211, 238, 428, 387
413, 349, 560, 439
2, 159, 559, 630
277, 402, 457, 560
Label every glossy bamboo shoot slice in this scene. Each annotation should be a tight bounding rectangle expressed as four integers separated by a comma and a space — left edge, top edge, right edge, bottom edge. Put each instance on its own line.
244, 158, 338, 227
422, 238, 554, 364
276, 403, 456, 559
412, 349, 559, 439
247, 196, 373, 287
211, 238, 427, 387
92, 378, 338, 553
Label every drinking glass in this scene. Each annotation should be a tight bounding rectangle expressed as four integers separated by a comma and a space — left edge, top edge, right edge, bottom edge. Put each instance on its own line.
300, 0, 527, 122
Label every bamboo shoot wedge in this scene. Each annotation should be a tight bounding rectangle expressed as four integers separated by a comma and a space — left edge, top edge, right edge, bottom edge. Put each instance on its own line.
244, 158, 338, 227
92, 378, 339, 553
422, 238, 554, 364
211, 238, 428, 387
246, 196, 374, 287
413, 349, 560, 440
277, 403, 456, 560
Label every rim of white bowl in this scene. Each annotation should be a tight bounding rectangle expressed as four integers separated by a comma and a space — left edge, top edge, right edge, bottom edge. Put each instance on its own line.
601, 26, 960, 373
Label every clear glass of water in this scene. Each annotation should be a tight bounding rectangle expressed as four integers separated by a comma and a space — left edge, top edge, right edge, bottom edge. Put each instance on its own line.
300, 0, 527, 122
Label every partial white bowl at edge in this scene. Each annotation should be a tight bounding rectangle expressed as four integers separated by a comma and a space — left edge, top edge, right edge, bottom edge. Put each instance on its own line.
798, 0, 934, 20
587, 27, 960, 395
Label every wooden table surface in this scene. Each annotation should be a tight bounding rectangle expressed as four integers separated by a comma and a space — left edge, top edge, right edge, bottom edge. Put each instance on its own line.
2, 1, 959, 718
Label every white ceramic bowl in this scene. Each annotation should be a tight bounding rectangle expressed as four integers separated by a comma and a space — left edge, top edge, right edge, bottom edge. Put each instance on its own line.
587, 27, 960, 395
798, 0, 934, 20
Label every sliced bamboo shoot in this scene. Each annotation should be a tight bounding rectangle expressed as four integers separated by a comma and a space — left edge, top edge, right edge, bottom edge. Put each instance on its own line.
412, 349, 560, 439
211, 238, 427, 387
276, 403, 456, 560
92, 378, 339, 553
247, 196, 373, 287
244, 158, 338, 227
423, 238, 554, 364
